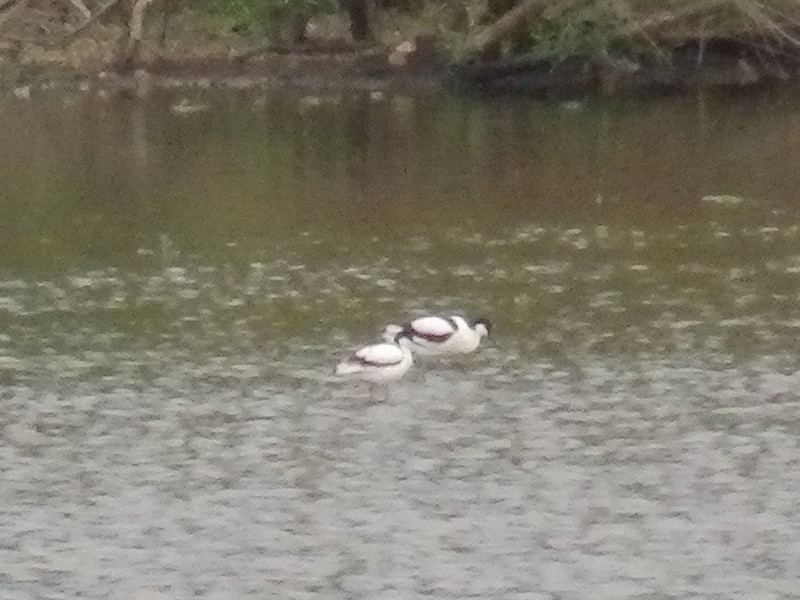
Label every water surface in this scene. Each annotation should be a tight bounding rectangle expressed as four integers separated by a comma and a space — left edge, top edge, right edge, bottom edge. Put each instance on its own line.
1, 87, 799, 599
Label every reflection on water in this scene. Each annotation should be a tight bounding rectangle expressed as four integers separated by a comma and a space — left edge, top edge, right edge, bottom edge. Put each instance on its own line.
1, 88, 800, 599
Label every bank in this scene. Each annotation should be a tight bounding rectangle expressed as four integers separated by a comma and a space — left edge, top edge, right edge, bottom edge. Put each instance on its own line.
2, 1, 800, 97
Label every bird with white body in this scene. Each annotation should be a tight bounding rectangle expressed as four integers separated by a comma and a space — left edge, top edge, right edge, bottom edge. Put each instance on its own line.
334, 330, 415, 384
382, 315, 492, 356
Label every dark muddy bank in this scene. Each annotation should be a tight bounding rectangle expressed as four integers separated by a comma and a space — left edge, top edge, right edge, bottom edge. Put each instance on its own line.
456, 37, 800, 96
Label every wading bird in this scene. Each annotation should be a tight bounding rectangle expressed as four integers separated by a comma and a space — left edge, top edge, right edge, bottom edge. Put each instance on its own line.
382, 315, 492, 356
335, 330, 415, 386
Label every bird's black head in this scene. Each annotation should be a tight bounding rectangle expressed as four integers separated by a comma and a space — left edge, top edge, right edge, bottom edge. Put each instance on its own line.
473, 316, 492, 337
394, 328, 415, 344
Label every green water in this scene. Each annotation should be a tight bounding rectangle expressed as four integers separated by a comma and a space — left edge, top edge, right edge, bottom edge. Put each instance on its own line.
0, 87, 799, 599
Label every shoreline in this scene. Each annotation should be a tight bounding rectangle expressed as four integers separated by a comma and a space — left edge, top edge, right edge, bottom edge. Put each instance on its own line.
3, 35, 800, 98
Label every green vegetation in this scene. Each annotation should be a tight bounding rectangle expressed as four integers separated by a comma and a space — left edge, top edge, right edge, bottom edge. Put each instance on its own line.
1, 0, 800, 71
524, 3, 641, 63
191, 0, 339, 36
180, 0, 794, 63
180, 0, 800, 59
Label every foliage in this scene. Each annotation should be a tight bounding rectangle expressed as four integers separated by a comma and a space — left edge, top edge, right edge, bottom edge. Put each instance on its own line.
4, 0, 800, 63
190, 0, 338, 35
525, 2, 637, 63
181, 0, 267, 35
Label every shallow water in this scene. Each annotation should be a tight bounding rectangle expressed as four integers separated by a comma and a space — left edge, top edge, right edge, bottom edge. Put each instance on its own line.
1, 87, 800, 599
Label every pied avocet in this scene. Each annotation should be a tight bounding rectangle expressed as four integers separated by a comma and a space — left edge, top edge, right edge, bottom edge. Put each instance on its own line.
335, 331, 414, 383
382, 315, 492, 356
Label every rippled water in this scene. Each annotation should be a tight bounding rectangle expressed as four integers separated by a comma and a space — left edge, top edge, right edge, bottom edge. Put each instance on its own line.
1, 87, 800, 598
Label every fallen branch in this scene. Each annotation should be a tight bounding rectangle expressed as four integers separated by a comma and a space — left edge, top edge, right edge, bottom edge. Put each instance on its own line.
65, 0, 91, 21
3, 0, 121, 45
121, 0, 155, 66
